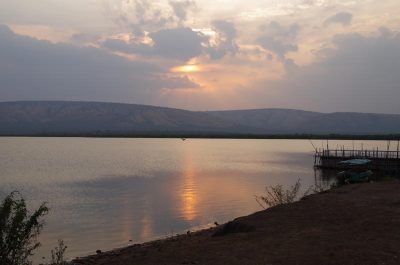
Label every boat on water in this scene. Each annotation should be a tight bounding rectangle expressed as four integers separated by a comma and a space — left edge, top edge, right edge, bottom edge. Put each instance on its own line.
337, 159, 373, 183
337, 169, 373, 183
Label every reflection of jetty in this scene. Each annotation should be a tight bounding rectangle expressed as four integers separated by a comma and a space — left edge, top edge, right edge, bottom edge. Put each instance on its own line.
314, 148, 400, 173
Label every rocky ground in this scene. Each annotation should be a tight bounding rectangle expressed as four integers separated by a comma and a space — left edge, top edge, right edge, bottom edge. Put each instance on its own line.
72, 180, 400, 265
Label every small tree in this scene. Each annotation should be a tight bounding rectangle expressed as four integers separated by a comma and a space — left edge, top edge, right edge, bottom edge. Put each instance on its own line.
0, 191, 49, 265
255, 179, 301, 209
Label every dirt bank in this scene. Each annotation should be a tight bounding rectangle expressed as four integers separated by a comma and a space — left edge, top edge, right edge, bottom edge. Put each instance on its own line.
73, 181, 400, 265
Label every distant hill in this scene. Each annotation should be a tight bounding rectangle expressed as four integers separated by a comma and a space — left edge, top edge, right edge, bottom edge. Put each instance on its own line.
1, 101, 400, 136
207, 109, 321, 134
0, 101, 246, 135
207, 109, 400, 134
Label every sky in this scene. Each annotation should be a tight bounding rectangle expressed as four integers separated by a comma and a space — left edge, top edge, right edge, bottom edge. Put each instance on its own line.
0, 0, 399, 113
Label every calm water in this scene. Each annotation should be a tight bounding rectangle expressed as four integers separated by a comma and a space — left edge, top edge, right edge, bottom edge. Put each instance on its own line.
0, 138, 390, 262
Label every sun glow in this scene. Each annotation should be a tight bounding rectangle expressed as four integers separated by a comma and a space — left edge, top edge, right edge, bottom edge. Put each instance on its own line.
172, 64, 200, 73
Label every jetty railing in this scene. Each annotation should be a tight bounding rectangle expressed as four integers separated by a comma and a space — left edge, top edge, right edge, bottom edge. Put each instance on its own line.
316, 149, 400, 160
314, 148, 400, 172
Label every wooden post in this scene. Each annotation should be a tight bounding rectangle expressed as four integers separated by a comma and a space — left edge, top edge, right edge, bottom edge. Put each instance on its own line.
314, 153, 317, 166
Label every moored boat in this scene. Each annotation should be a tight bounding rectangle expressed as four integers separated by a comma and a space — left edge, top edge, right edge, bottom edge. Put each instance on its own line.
337, 159, 373, 183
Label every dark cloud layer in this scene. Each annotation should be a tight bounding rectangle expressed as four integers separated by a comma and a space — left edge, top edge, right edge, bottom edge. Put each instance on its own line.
0, 25, 198, 103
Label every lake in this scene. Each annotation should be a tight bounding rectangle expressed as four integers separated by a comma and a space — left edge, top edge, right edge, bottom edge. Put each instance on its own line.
0, 138, 389, 262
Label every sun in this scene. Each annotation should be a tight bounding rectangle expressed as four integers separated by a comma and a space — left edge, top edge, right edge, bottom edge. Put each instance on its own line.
172, 64, 200, 73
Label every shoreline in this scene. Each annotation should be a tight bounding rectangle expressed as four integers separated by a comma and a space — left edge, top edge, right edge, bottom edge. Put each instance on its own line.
2, 134, 400, 140
71, 180, 400, 265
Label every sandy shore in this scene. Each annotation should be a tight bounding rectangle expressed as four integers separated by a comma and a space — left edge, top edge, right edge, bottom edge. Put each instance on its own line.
72, 180, 400, 265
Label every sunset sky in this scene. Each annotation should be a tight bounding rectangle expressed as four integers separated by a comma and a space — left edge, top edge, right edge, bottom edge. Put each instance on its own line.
0, 0, 399, 113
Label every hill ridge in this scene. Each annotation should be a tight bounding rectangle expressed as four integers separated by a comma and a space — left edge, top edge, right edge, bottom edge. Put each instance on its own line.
1, 101, 400, 135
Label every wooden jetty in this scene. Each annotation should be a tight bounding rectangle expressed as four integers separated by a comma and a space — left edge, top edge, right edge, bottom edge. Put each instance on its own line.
314, 148, 400, 173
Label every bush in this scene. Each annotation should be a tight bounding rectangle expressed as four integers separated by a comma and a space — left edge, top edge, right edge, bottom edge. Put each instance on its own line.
0, 191, 49, 265
255, 179, 301, 208
50, 239, 68, 265
303, 181, 331, 196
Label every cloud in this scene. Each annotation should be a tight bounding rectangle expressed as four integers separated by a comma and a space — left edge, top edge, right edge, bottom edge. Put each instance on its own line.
104, 0, 196, 38
206, 20, 239, 60
257, 36, 297, 59
252, 28, 400, 113
257, 21, 300, 60
212, 20, 237, 39
149, 27, 205, 61
102, 27, 206, 61
103, 0, 173, 38
0, 25, 199, 103
101, 4, 238, 62
70, 32, 99, 44
102, 22, 241, 61
158, 75, 200, 89
169, 0, 196, 23
102, 38, 153, 54
324, 12, 353, 26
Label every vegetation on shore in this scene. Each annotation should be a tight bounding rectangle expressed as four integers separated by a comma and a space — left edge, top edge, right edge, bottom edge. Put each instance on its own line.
0, 192, 48, 265
255, 179, 302, 208
0, 192, 67, 265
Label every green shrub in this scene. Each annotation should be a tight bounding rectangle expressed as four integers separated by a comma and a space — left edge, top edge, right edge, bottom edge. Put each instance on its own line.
0, 191, 49, 265
255, 179, 301, 208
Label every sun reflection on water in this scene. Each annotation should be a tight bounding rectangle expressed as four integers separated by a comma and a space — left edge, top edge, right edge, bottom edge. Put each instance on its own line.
180, 150, 198, 221
140, 212, 153, 240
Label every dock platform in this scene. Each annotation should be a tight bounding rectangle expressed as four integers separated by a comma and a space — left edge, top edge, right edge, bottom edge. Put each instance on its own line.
314, 149, 400, 173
